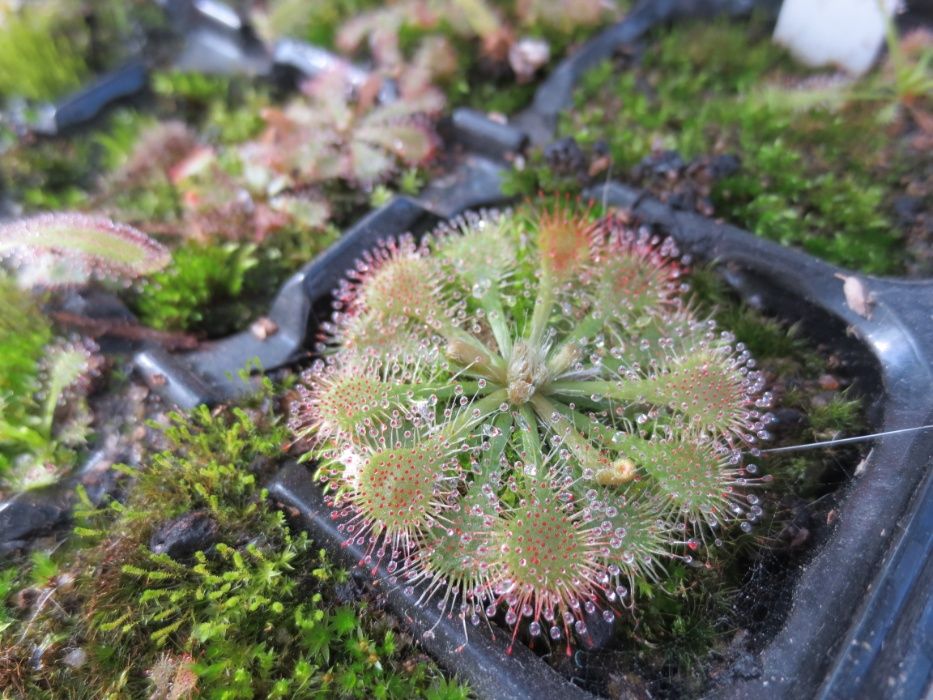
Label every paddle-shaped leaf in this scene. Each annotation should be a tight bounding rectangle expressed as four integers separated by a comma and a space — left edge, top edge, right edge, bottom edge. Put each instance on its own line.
0, 213, 170, 287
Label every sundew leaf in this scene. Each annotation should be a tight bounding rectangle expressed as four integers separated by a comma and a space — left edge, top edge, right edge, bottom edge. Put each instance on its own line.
0, 212, 170, 287
356, 121, 437, 163
40, 340, 97, 435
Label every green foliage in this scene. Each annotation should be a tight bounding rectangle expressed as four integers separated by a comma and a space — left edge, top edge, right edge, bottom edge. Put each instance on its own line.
28, 551, 60, 586
561, 20, 910, 273
500, 150, 586, 198
425, 676, 472, 700
687, 267, 808, 363
0, 399, 461, 699
0, 7, 87, 101
808, 393, 862, 436
253, 0, 382, 48
152, 71, 269, 144
1, 108, 150, 215
0, 569, 16, 635
0, 1, 165, 103
0, 278, 54, 481
454, 75, 537, 115
105, 177, 180, 223
0, 336, 98, 492
132, 242, 260, 335
615, 562, 734, 687
90, 109, 153, 173
0, 132, 92, 212
0, 277, 50, 422
152, 71, 237, 108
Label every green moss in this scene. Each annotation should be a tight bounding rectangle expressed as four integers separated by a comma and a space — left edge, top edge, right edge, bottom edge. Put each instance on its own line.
1, 133, 92, 212
559, 19, 914, 273
0, 278, 50, 416
152, 71, 237, 107
152, 72, 270, 144
808, 393, 862, 436
500, 150, 587, 197
455, 76, 537, 114
0, 400, 464, 698
0, 7, 87, 101
0, 279, 106, 491
615, 563, 733, 690
0, 1, 166, 103
132, 242, 261, 336
0, 278, 52, 477
688, 267, 809, 363
0, 568, 17, 636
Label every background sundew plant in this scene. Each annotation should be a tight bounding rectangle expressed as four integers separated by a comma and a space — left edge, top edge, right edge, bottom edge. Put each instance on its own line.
289, 202, 774, 652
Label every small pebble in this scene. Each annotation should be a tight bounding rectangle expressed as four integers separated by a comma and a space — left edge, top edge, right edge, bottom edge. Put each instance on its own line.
509, 37, 550, 83
818, 374, 841, 391
62, 648, 87, 669
250, 317, 278, 340
149, 510, 219, 560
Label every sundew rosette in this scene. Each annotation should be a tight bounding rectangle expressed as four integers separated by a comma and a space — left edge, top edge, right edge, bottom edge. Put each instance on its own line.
289, 203, 772, 652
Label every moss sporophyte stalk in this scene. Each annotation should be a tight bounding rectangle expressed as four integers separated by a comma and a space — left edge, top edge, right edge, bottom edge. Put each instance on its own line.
289, 203, 774, 652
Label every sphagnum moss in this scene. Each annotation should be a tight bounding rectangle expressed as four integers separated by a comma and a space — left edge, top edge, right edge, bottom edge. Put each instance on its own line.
290, 202, 773, 652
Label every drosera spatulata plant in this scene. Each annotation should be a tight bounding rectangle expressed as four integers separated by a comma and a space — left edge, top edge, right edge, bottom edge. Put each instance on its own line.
242, 66, 441, 188
290, 201, 774, 652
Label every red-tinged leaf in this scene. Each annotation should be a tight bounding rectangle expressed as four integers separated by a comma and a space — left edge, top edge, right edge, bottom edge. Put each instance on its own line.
168, 145, 216, 185
361, 94, 444, 125
336, 4, 430, 69
350, 140, 395, 183
537, 202, 599, 280
0, 213, 170, 287
516, 0, 610, 29
302, 69, 353, 130
356, 121, 436, 165
400, 37, 457, 101
111, 120, 200, 186
440, 0, 503, 39
269, 194, 331, 231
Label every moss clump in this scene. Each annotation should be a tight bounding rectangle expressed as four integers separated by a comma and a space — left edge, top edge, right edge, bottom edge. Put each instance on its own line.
151, 72, 270, 144
0, 399, 467, 699
0, 278, 51, 423
0, 7, 88, 101
0, 278, 52, 478
559, 20, 919, 274
0, 1, 166, 103
0, 279, 100, 491
132, 242, 262, 336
